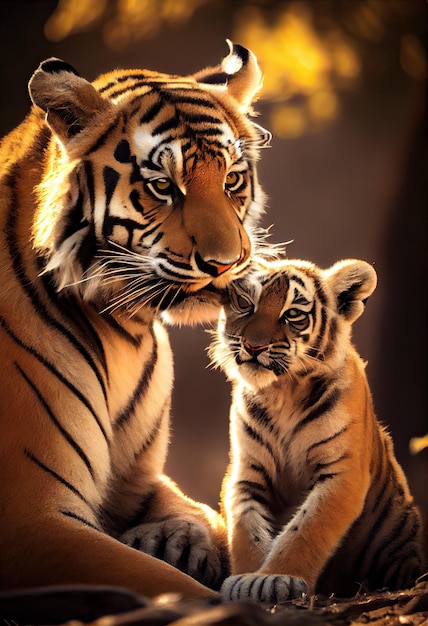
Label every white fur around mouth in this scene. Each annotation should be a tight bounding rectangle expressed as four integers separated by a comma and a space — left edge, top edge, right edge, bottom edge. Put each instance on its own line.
236, 360, 279, 390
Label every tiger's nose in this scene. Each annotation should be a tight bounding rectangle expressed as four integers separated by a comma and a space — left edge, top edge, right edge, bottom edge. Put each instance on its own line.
195, 251, 242, 277
243, 340, 269, 357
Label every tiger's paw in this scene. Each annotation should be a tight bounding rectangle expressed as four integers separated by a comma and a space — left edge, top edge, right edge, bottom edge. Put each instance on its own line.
221, 573, 307, 604
120, 519, 223, 589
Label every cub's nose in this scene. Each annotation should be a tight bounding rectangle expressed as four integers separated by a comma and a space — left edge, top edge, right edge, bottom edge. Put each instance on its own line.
243, 340, 269, 357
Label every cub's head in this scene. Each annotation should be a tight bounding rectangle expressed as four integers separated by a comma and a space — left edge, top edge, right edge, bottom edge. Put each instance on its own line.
210, 258, 377, 389
29, 42, 270, 324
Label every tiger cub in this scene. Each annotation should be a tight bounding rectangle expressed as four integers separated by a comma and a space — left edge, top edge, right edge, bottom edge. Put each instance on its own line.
210, 258, 424, 602
0, 42, 270, 599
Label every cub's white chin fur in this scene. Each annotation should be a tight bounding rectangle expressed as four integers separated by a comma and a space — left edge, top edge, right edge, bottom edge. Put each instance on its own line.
230, 362, 278, 391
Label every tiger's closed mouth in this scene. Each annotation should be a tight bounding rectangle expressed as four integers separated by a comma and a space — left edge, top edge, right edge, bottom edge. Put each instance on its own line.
155, 280, 222, 311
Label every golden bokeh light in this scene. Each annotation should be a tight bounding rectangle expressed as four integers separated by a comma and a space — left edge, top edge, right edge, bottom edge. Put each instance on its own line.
44, 0, 424, 137
233, 3, 359, 136
271, 104, 306, 140
104, 0, 209, 49
234, 4, 332, 100
400, 33, 427, 81
45, 0, 108, 41
342, 0, 385, 43
410, 434, 428, 455
45, 0, 209, 47
308, 89, 338, 121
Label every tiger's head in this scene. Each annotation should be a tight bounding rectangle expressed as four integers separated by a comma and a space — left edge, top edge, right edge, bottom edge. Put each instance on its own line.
210, 258, 377, 389
29, 42, 270, 324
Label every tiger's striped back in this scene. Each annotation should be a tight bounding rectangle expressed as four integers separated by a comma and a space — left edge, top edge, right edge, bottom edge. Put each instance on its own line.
211, 258, 424, 602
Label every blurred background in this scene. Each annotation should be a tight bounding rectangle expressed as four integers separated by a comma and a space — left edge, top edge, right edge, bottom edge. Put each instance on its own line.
1, 0, 426, 554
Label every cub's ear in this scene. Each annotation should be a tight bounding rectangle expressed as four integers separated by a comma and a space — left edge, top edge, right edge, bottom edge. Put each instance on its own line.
325, 259, 377, 322
28, 58, 111, 144
194, 40, 263, 113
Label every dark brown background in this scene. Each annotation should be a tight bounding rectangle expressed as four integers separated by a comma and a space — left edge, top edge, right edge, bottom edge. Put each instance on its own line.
0, 0, 426, 556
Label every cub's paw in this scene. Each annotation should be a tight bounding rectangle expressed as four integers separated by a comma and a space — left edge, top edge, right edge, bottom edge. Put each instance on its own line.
120, 519, 223, 589
221, 574, 307, 604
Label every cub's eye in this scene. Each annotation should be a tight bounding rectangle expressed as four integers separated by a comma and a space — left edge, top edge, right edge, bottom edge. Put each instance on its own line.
225, 171, 244, 193
286, 308, 302, 319
229, 290, 254, 315
283, 308, 310, 330
146, 177, 173, 199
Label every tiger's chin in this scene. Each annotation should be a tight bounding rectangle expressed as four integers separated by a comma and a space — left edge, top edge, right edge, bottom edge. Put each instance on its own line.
161, 287, 223, 326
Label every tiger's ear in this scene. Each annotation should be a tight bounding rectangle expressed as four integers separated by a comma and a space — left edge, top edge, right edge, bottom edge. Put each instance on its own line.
28, 58, 111, 144
194, 40, 263, 113
252, 122, 272, 147
325, 259, 377, 323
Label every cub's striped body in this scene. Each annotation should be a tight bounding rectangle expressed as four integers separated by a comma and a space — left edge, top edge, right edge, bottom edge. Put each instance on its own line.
210, 258, 424, 602
0, 43, 269, 598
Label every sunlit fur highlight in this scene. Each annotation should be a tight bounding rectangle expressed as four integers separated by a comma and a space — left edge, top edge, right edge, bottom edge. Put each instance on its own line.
210, 258, 425, 603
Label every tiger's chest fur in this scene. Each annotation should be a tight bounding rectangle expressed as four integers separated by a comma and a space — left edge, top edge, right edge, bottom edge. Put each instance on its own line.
0, 277, 173, 532
212, 258, 424, 599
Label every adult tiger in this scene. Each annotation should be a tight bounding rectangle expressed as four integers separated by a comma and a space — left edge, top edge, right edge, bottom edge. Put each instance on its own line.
210, 258, 425, 602
0, 42, 270, 599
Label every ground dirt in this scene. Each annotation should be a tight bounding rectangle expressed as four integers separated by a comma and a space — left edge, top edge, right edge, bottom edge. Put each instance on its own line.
1, 578, 427, 626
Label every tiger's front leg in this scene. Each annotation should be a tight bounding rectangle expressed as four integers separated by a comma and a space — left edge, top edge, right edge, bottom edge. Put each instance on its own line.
220, 512, 307, 603
221, 502, 309, 604
228, 510, 275, 573
222, 470, 368, 604
119, 475, 229, 590
220, 475, 306, 602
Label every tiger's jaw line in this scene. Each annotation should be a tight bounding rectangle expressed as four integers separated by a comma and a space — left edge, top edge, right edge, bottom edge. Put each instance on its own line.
160, 263, 252, 326
64, 235, 253, 325
160, 285, 222, 326
156, 244, 253, 325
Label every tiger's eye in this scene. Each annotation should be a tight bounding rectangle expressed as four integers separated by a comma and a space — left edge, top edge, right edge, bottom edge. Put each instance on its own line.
153, 178, 172, 193
225, 171, 244, 192
146, 177, 174, 200
226, 172, 239, 186
237, 295, 252, 310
